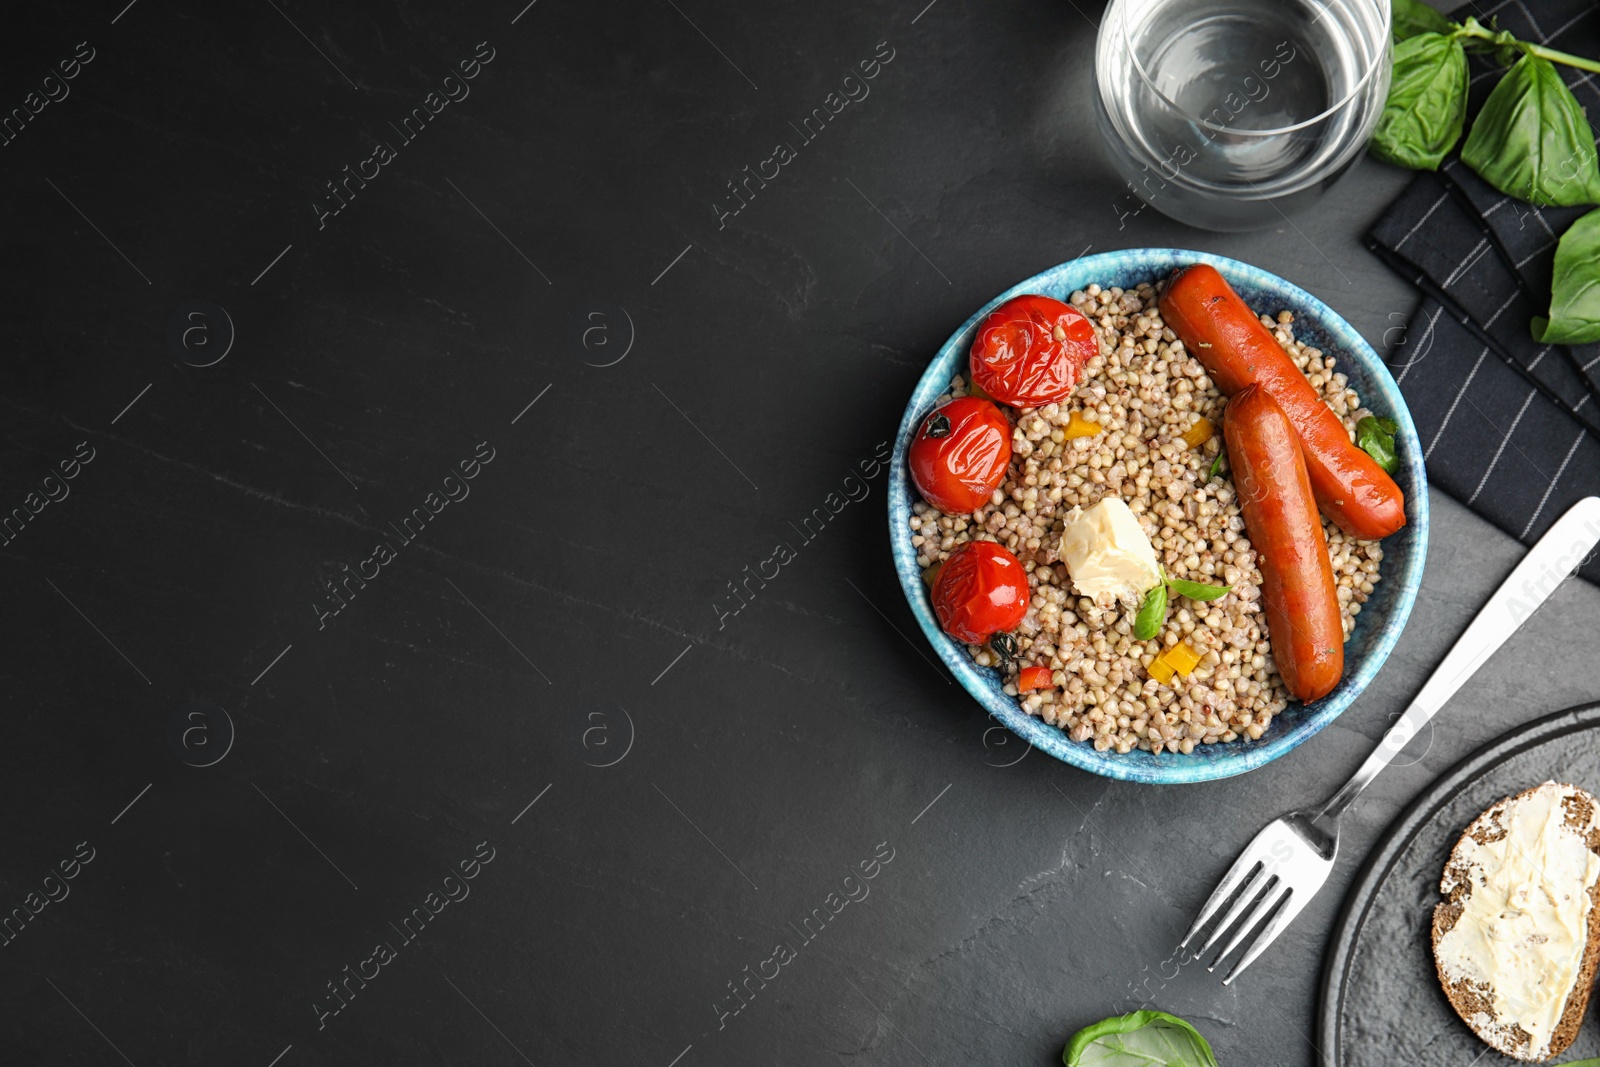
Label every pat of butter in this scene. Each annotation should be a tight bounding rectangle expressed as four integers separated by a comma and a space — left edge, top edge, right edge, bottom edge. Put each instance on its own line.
1436, 782, 1600, 1059
1059, 498, 1161, 602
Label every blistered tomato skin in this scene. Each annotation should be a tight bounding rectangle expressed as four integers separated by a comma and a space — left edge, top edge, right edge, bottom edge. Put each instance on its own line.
969, 294, 1097, 407
908, 397, 1012, 514
930, 541, 1030, 645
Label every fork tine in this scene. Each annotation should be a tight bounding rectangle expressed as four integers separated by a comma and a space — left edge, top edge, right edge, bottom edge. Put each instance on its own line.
1194, 863, 1278, 960
1208, 879, 1289, 968
1178, 845, 1267, 950
1220, 885, 1317, 985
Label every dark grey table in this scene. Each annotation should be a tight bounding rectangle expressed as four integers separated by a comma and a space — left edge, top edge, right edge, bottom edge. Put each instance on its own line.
5, 2, 1597, 1064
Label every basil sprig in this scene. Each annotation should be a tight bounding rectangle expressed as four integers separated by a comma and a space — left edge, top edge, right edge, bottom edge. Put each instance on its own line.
1133, 582, 1168, 642
1063, 1010, 1219, 1067
1374, 2, 1600, 345
1375, 3, 1600, 204
1534, 208, 1600, 345
1355, 415, 1400, 472
1132, 570, 1231, 641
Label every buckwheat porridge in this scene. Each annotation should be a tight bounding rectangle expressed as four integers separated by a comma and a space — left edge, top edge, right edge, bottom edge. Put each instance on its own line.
907, 280, 1385, 754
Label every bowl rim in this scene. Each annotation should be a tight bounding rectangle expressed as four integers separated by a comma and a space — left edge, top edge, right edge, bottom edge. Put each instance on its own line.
887, 248, 1429, 784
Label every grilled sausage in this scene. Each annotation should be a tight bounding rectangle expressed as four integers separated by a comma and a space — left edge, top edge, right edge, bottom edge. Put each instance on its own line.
1224, 384, 1345, 702
1160, 264, 1406, 540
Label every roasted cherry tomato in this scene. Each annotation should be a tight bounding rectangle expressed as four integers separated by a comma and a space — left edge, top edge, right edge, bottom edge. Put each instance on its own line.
969, 294, 1097, 407
1017, 665, 1052, 692
931, 540, 1029, 645
908, 397, 1012, 514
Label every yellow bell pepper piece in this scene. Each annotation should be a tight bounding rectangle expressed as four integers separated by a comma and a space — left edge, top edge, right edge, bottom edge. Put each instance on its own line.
1180, 417, 1214, 449
1165, 641, 1202, 676
1064, 411, 1102, 439
1147, 656, 1175, 685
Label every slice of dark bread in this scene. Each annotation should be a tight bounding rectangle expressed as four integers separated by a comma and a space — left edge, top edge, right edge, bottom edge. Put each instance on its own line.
1431, 781, 1600, 1062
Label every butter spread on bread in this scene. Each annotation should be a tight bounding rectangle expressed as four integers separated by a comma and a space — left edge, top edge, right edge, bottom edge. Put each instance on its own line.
1434, 782, 1600, 1062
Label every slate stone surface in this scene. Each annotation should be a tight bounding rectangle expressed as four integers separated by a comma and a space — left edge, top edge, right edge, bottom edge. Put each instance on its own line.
3, 2, 1598, 1065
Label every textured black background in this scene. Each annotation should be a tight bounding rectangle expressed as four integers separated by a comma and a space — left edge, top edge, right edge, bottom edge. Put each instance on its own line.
3, 2, 1599, 1065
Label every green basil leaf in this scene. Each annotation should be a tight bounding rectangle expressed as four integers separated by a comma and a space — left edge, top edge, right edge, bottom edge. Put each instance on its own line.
1392, 0, 1454, 41
1167, 576, 1232, 602
1369, 32, 1469, 170
1064, 1010, 1219, 1067
1132, 582, 1167, 641
1207, 451, 1225, 481
1532, 207, 1600, 344
1550, 1059, 1600, 1066
1355, 415, 1399, 472
1462, 53, 1600, 206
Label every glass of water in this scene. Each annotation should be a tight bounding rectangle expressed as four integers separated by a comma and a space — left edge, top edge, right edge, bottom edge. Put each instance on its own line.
1094, 0, 1390, 232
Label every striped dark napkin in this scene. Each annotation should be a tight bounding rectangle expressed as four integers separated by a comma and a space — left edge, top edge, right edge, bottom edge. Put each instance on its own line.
1365, 0, 1600, 582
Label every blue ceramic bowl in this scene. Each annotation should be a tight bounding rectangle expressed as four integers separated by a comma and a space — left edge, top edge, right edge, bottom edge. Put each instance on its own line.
889, 249, 1428, 784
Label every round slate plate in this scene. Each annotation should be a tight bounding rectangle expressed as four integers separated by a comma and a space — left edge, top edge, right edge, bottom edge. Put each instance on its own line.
1319, 701, 1600, 1066
888, 248, 1428, 784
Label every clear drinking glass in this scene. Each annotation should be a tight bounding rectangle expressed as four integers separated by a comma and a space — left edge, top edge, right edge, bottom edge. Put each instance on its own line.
1094, 0, 1391, 232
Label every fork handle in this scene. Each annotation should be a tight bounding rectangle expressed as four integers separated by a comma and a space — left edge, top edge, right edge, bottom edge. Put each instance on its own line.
1314, 496, 1600, 828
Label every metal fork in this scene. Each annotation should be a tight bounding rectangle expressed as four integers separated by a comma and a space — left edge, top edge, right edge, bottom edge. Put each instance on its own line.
1181, 496, 1600, 984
